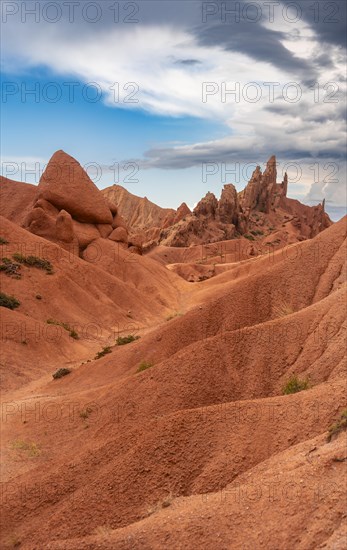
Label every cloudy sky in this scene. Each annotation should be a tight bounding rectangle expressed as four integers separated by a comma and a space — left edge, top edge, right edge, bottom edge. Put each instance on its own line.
1, 0, 346, 219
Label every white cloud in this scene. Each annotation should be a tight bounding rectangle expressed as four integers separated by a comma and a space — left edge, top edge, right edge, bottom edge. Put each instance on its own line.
1, 2, 345, 205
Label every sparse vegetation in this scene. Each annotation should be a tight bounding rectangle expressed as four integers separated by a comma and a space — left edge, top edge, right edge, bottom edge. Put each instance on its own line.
94, 346, 112, 359
244, 234, 255, 241
80, 407, 93, 420
0, 257, 21, 278
282, 375, 309, 395
47, 319, 79, 339
52, 367, 71, 379
137, 361, 153, 373
11, 439, 40, 457
12, 253, 54, 274
116, 334, 140, 345
0, 237, 9, 245
327, 409, 347, 442
166, 311, 183, 321
0, 292, 20, 310
273, 301, 295, 318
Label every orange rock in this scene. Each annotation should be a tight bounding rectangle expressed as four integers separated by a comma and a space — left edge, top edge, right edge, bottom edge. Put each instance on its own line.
38, 150, 112, 224
108, 226, 128, 244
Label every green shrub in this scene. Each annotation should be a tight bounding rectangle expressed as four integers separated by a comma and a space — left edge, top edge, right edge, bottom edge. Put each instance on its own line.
52, 368, 71, 379
282, 375, 309, 395
137, 361, 153, 373
46, 319, 79, 339
327, 409, 347, 442
116, 334, 140, 346
0, 257, 21, 278
0, 292, 20, 309
0, 237, 9, 245
244, 234, 255, 241
94, 346, 112, 360
13, 253, 53, 273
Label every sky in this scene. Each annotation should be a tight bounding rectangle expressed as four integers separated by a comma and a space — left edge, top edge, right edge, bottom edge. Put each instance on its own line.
1, 0, 346, 220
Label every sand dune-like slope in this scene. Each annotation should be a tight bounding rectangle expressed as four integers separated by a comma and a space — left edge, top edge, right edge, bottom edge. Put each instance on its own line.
1, 217, 346, 549
0, 216, 183, 391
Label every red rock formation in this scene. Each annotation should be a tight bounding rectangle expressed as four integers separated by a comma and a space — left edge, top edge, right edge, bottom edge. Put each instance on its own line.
109, 226, 128, 244
55, 210, 74, 243
193, 192, 218, 218
38, 150, 113, 224
102, 184, 175, 232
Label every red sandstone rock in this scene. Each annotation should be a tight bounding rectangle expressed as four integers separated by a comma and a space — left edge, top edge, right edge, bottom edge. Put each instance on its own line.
38, 150, 113, 224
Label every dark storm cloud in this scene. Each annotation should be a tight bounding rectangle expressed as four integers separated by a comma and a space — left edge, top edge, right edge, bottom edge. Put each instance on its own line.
280, 0, 347, 49
130, 141, 345, 171
197, 20, 314, 79
265, 102, 347, 124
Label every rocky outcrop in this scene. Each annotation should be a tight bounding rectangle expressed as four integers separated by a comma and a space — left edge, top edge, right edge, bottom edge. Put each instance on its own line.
193, 192, 218, 218
96, 224, 113, 238
109, 226, 128, 244
102, 184, 175, 232
55, 210, 74, 242
216, 184, 240, 225
241, 156, 287, 215
157, 155, 331, 247
20, 150, 131, 256
112, 213, 128, 230
2, 151, 332, 253
38, 150, 113, 224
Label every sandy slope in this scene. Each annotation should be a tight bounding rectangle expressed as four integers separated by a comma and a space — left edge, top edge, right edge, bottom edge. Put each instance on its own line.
0, 217, 346, 549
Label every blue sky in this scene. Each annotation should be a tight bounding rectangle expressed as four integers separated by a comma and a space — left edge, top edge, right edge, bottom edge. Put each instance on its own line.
1, 1, 346, 219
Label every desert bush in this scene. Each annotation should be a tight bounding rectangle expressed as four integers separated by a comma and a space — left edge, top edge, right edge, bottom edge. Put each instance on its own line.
13, 253, 53, 273
137, 361, 153, 373
116, 334, 140, 345
94, 346, 112, 359
244, 234, 255, 241
80, 407, 93, 420
166, 311, 183, 321
0, 258, 21, 278
282, 375, 309, 395
52, 367, 71, 379
0, 292, 20, 309
47, 319, 79, 339
0, 237, 9, 244
273, 301, 294, 318
11, 439, 40, 457
327, 409, 347, 442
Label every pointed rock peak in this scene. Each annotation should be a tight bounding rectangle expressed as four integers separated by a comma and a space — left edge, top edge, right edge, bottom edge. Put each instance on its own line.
38, 151, 113, 224
222, 183, 237, 192
193, 192, 218, 217
250, 165, 262, 181
177, 202, 191, 214
41, 150, 89, 184
263, 155, 277, 184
